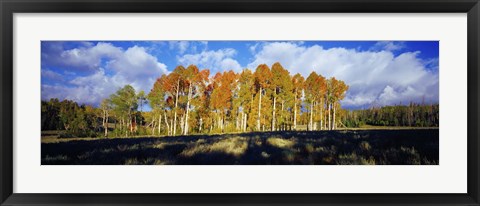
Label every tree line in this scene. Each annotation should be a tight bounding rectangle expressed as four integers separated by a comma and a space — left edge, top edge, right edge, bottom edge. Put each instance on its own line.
41, 98, 100, 137
343, 103, 439, 128
41, 62, 437, 138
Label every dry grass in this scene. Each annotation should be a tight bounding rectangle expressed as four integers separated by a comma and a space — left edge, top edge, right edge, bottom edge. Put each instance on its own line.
124, 157, 168, 165
42, 129, 439, 165
261, 151, 270, 158
152, 142, 168, 150
359, 141, 371, 151
266, 137, 295, 148
253, 137, 263, 146
354, 125, 439, 130
180, 137, 248, 157
41, 136, 102, 143
305, 143, 315, 153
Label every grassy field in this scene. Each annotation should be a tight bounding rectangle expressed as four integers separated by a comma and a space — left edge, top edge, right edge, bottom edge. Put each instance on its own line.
41, 128, 439, 165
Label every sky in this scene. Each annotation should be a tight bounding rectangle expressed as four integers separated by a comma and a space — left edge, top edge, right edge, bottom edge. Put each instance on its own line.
41, 41, 439, 110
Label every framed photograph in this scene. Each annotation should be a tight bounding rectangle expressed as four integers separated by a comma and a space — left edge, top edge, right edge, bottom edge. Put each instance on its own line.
1, 0, 479, 205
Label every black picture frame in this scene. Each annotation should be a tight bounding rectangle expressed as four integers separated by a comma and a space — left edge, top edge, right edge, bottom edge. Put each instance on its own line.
1, 0, 479, 205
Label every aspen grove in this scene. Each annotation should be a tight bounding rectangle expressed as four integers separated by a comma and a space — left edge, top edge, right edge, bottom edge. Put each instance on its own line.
141, 62, 349, 136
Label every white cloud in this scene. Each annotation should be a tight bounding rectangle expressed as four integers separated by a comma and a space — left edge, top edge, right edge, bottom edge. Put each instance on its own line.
220, 58, 242, 72
42, 42, 168, 106
377, 85, 420, 105
56, 42, 123, 73
42, 84, 99, 105
249, 42, 260, 54
169, 41, 190, 54
177, 48, 242, 74
371, 41, 405, 51
41, 69, 63, 81
106, 46, 167, 90
65, 69, 115, 105
248, 42, 438, 108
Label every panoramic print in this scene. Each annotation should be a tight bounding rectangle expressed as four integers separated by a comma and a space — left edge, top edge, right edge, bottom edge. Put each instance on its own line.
41, 41, 439, 165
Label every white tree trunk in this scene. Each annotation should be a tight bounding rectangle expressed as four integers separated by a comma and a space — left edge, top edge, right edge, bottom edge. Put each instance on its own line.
217, 112, 221, 130
320, 99, 323, 130
104, 111, 109, 137
257, 88, 262, 131
333, 102, 336, 130
313, 101, 317, 130
281, 100, 284, 131
294, 92, 297, 130
184, 84, 192, 135
328, 103, 332, 130
280, 100, 285, 131
240, 111, 244, 132
164, 112, 170, 136
272, 96, 276, 131
180, 114, 184, 135
308, 102, 313, 131
244, 113, 248, 132
173, 110, 177, 135
173, 80, 180, 136
102, 111, 105, 132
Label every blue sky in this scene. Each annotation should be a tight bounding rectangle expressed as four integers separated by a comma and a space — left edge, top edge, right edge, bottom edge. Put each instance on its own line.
41, 41, 439, 110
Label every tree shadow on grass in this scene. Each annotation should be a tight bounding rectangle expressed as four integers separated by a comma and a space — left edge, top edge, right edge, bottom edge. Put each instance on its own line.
42, 129, 439, 165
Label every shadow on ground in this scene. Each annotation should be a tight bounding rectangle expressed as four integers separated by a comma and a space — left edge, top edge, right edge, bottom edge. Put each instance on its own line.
41, 129, 439, 165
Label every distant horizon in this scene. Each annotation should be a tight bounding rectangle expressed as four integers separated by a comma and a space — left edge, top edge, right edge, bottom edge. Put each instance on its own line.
41, 41, 439, 110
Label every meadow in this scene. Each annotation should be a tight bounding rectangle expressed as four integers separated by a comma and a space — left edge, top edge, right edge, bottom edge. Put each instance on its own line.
41, 128, 439, 165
